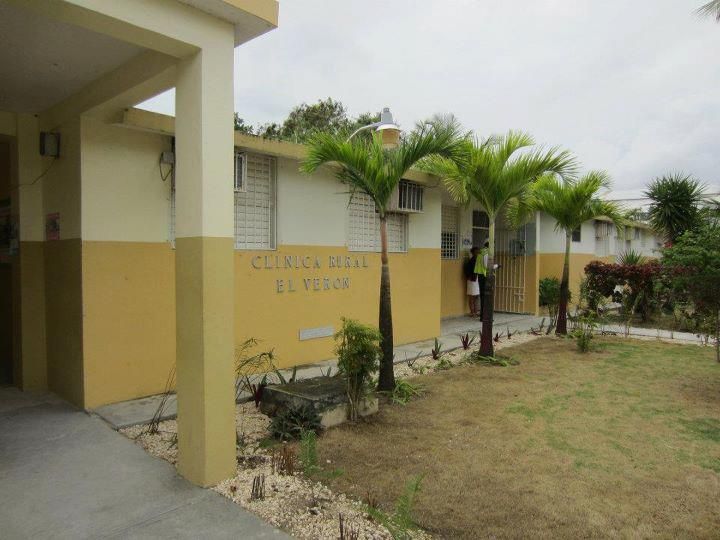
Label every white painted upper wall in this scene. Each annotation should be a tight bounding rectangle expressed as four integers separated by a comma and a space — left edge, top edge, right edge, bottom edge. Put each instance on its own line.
78, 120, 443, 250
409, 186, 441, 249
81, 117, 172, 243
276, 157, 347, 247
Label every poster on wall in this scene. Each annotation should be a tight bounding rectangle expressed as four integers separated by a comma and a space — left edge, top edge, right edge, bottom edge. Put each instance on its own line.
46, 212, 60, 241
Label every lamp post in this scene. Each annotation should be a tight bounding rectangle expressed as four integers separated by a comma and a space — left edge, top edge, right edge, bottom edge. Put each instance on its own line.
347, 106, 401, 148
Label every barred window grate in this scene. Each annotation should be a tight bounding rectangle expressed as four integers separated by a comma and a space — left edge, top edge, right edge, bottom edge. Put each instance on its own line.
398, 180, 423, 212
348, 192, 407, 252
234, 153, 276, 250
441, 205, 458, 259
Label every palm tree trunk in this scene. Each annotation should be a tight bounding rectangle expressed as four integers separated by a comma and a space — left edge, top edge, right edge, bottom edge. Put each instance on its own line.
556, 232, 572, 335
480, 217, 496, 356
377, 216, 395, 391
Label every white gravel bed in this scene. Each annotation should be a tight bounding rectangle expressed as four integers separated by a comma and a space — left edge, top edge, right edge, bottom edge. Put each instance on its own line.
121, 333, 544, 539
394, 331, 540, 379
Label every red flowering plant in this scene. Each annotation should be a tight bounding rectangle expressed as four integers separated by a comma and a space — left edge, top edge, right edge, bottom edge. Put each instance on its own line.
584, 260, 663, 321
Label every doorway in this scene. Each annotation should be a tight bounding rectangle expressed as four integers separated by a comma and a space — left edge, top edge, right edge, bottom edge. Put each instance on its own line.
0, 140, 13, 384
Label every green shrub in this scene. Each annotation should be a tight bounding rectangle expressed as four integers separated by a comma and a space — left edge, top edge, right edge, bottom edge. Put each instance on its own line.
572, 314, 598, 353
391, 379, 424, 405
335, 318, 381, 422
466, 351, 519, 367
299, 429, 319, 476
539, 277, 571, 322
269, 403, 322, 441
366, 475, 424, 540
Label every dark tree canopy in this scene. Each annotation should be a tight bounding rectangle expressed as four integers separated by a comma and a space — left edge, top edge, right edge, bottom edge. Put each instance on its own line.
234, 98, 380, 144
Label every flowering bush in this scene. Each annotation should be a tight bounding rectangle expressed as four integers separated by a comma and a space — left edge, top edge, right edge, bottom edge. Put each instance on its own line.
584, 260, 663, 320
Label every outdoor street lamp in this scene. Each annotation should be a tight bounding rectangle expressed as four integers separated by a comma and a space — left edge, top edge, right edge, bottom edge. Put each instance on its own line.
347, 106, 401, 148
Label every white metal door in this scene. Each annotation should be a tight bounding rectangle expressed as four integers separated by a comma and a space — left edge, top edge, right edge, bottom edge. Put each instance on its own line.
493, 225, 527, 313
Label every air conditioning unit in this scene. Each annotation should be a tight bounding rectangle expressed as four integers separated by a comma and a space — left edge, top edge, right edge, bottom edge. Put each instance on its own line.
387, 180, 424, 213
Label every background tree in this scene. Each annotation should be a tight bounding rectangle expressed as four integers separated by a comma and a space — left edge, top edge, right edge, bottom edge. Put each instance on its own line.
697, 0, 720, 21
509, 172, 625, 335
645, 173, 706, 244
254, 98, 380, 143
301, 120, 463, 391
662, 223, 720, 361
425, 131, 576, 356
233, 113, 255, 135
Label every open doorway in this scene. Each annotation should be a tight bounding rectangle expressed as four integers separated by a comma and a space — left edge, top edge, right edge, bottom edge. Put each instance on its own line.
0, 140, 13, 385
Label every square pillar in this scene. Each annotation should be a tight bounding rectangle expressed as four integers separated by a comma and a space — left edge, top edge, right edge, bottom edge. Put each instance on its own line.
174, 35, 236, 486
15, 114, 47, 390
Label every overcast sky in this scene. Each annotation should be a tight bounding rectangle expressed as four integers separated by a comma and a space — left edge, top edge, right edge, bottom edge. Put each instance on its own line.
140, 0, 720, 200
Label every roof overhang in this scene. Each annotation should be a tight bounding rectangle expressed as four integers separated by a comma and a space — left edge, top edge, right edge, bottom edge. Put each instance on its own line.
177, 0, 278, 45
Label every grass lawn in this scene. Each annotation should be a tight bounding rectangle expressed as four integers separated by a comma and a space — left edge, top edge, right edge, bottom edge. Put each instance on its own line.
317, 337, 720, 538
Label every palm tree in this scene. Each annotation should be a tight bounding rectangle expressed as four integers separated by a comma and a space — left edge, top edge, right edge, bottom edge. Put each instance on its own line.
301, 121, 463, 391
697, 1, 720, 21
425, 131, 576, 356
644, 173, 706, 243
509, 172, 625, 335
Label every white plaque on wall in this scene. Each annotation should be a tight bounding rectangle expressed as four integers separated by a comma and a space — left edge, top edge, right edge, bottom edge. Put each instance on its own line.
299, 326, 334, 341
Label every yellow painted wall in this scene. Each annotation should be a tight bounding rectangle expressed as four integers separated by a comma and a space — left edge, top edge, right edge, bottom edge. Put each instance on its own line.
524, 254, 540, 316
78, 242, 441, 407
538, 253, 609, 306
45, 239, 84, 406
82, 241, 176, 408
235, 246, 441, 370
43, 117, 84, 406
441, 258, 466, 318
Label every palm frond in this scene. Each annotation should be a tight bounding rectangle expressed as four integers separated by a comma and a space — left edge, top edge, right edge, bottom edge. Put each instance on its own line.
697, 0, 720, 21
522, 170, 624, 234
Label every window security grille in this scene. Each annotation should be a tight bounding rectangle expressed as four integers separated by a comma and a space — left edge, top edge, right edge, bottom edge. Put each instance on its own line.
441, 206, 459, 259
348, 192, 407, 252
595, 221, 612, 238
387, 180, 424, 213
234, 153, 276, 250
397, 180, 423, 212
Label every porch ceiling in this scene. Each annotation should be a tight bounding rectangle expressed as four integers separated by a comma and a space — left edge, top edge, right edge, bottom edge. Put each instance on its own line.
0, 0, 143, 114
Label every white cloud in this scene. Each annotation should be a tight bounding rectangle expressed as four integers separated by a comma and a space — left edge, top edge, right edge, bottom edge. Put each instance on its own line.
139, 0, 720, 196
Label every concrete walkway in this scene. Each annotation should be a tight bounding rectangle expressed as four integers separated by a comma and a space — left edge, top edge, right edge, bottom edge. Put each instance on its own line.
0, 386, 288, 540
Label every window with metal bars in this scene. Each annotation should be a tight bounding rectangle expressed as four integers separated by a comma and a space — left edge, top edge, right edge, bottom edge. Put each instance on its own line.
441, 205, 458, 259
348, 192, 407, 252
397, 180, 423, 212
234, 152, 276, 250
571, 226, 582, 242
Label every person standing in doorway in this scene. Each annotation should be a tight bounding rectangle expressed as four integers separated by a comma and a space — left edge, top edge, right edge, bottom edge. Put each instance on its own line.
474, 241, 490, 318
464, 247, 480, 316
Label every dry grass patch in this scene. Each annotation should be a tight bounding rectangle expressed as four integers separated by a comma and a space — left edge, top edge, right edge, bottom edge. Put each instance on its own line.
318, 337, 720, 539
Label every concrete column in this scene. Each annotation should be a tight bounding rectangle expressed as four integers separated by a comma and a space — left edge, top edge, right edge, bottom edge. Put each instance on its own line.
15, 114, 47, 390
174, 34, 236, 486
